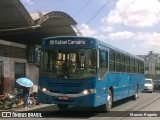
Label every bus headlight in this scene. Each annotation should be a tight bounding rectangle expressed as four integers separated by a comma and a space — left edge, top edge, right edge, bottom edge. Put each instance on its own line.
83, 90, 88, 95
9, 95, 13, 98
39, 86, 47, 92
82, 89, 96, 95
42, 88, 47, 92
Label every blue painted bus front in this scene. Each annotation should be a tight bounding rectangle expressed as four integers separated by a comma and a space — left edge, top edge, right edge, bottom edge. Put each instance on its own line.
38, 76, 98, 107
38, 72, 144, 107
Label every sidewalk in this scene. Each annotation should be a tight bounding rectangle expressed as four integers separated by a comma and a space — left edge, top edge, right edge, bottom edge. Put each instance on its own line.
10, 103, 53, 111
0, 104, 54, 118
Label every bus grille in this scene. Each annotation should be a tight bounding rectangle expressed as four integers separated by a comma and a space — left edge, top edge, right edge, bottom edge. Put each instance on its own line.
47, 82, 82, 87
49, 90, 80, 94
53, 98, 74, 102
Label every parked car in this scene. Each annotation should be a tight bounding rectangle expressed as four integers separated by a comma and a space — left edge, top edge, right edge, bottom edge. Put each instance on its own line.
144, 78, 154, 93
153, 80, 160, 90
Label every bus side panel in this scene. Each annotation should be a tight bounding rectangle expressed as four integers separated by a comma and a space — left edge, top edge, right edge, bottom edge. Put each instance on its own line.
94, 72, 130, 106
128, 74, 136, 97
109, 73, 130, 101
95, 72, 144, 106
94, 76, 108, 107
128, 74, 144, 97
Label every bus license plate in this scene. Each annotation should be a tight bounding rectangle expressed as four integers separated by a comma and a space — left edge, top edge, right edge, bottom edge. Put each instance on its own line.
58, 96, 69, 100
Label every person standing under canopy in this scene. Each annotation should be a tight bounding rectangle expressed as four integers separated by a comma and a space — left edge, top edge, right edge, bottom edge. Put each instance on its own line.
22, 86, 30, 109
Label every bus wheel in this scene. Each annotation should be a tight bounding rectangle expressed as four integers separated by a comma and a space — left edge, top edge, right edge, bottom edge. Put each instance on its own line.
57, 104, 68, 111
106, 90, 113, 112
132, 86, 138, 100
100, 90, 113, 112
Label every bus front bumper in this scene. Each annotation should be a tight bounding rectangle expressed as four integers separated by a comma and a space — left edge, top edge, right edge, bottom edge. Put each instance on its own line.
38, 89, 96, 107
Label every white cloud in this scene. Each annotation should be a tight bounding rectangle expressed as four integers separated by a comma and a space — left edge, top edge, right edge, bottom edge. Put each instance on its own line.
80, 23, 97, 37
79, 23, 107, 40
135, 32, 160, 47
77, 0, 160, 55
104, 31, 160, 54
128, 32, 160, 54
100, 26, 115, 32
108, 31, 135, 40
108, 31, 160, 46
96, 0, 160, 54
105, 0, 160, 28
79, 23, 160, 54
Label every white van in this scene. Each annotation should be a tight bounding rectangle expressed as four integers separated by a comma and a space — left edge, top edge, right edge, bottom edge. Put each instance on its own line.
144, 78, 154, 93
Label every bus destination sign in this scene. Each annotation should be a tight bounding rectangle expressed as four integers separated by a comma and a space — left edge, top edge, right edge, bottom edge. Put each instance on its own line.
48, 39, 87, 46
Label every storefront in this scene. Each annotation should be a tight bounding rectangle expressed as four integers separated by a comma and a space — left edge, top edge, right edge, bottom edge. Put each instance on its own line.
0, 40, 39, 94
0, 0, 78, 94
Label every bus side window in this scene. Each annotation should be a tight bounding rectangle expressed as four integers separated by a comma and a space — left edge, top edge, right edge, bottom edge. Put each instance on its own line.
99, 50, 108, 80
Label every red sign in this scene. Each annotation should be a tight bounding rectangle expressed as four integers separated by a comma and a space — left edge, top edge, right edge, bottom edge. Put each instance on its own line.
58, 96, 69, 100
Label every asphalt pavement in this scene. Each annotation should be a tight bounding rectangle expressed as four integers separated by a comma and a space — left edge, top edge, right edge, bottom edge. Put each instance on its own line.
0, 103, 52, 112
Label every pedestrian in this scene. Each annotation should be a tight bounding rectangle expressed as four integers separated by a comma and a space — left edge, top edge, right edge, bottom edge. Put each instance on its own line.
22, 86, 30, 109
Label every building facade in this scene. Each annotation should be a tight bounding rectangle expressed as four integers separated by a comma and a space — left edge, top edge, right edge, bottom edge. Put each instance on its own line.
0, 1, 79, 94
139, 51, 160, 80
0, 39, 39, 94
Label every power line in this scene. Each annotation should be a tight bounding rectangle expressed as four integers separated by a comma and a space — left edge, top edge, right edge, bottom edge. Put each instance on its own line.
73, 0, 93, 18
79, 0, 112, 31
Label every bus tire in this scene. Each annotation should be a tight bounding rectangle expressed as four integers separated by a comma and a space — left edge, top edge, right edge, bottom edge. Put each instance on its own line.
100, 90, 112, 112
132, 85, 138, 100
57, 104, 68, 111
106, 90, 113, 111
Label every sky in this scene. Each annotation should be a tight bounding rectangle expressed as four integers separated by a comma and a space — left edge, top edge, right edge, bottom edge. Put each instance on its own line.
20, 0, 160, 55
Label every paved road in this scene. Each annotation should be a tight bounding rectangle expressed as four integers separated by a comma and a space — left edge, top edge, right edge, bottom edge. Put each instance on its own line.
1, 91, 160, 120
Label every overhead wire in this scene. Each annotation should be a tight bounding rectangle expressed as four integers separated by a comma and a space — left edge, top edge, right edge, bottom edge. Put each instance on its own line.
79, 0, 112, 31
73, 0, 93, 18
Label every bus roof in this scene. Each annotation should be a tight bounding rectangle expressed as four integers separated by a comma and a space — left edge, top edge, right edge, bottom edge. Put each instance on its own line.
43, 36, 144, 61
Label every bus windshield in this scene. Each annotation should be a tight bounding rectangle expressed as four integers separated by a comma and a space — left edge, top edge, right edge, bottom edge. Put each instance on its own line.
40, 49, 97, 79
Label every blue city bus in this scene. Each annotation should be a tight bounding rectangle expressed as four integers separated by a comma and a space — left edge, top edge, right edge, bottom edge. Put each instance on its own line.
35, 36, 144, 111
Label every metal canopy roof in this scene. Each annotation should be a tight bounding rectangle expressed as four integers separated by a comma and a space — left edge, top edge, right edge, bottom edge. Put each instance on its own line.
33, 11, 78, 41
0, 0, 34, 29
0, 0, 78, 45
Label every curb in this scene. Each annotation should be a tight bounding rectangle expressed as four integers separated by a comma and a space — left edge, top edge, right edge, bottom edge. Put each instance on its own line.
11, 104, 52, 111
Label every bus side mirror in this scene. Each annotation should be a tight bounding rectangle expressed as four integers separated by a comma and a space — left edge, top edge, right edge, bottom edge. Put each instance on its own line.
34, 48, 41, 67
